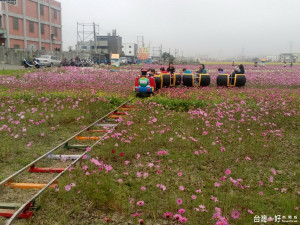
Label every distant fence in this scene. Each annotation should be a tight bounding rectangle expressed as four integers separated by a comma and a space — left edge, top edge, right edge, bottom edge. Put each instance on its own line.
0, 47, 91, 65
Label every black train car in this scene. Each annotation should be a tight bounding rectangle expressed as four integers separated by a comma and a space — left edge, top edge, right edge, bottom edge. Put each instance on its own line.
217, 74, 246, 87
182, 74, 210, 87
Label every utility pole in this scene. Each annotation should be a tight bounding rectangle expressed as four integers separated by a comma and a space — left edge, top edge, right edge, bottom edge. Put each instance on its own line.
93, 22, 97, 55
289, 41, 293, 53
137, 36, 144, 48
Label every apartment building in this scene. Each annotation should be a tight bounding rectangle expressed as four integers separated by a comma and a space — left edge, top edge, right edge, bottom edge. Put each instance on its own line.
0, 0, 62, 51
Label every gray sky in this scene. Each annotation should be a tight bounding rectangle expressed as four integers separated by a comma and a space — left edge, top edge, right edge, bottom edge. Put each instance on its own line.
61, 0, 300, 58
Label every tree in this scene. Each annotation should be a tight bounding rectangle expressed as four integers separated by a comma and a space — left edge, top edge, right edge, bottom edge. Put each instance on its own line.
162, 52, 175, 62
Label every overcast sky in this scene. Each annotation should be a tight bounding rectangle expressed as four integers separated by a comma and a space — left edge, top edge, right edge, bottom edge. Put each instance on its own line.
60, 0, 300, 58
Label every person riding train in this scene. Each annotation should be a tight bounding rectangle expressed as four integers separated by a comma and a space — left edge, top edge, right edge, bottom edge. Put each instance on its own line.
167, 62, 175, 74
139, 69, 150, 87
230, 64, 245, 85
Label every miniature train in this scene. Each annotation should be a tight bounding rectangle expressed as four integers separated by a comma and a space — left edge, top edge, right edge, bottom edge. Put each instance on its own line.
134, 70, 246, 96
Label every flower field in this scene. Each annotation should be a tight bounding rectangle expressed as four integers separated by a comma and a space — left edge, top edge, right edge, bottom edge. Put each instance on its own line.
0, 65, 299, 224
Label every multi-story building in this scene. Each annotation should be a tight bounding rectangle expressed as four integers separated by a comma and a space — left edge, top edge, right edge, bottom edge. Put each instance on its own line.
122, 43, 138, 57
0, 0, 62, 51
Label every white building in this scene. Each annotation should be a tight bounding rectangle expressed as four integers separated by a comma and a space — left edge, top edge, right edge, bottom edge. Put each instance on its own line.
266, 55, 280, 62
122, 43, 137, 57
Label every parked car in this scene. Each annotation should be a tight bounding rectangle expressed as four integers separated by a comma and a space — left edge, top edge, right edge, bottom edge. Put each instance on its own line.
126, 57, 133, 64
120, 57, 128, 65
36, 55, 62, 67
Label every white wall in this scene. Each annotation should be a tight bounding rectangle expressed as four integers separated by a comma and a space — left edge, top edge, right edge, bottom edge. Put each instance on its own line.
122, 43, 136, 56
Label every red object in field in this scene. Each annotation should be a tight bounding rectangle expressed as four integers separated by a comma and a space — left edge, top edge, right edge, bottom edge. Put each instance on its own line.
113, 112, 127, 115
148, 77, 156, 89
29, 165, 65, 173
0, 202, 34, 219
135, 77, 140, 86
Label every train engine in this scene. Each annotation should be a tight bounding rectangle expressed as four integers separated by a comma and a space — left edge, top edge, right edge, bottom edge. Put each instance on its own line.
134, 69, 156, 97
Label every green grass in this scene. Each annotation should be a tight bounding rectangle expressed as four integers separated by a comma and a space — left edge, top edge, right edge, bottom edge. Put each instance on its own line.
21, 90, 300, 225
0, 68, 299, 225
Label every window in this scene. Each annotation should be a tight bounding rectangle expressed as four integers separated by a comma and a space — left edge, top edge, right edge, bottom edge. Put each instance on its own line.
54, 9, 57, 19
41, 23, 45, 34
129, 51, 132, 54
7, 0, 17, 6
13, 17, 19, 30
0, 16, 2, 28
81, 46, 87, 50
40, 4, 44, 16
54, 27, 58, 36
29, 21, 34, 33
129, 46, 132, 48
14, 44, 20, 49
41, 47, 46, 50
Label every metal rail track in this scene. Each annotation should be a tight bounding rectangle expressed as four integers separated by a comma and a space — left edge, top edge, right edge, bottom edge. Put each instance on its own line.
0, 97, 136, 225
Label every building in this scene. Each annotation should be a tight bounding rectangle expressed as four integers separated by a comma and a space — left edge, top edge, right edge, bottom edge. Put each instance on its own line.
266, 55, 280, 62
279, 53, 300, 63
76, 41, 92, 52
122, 43, 138, 57
0, 0, 62, 51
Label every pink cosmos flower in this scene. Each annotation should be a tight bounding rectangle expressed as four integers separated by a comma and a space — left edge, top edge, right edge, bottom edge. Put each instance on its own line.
270, 176, 274, 183
214, 182, 222, 187
220, 147, 226, 152
271, 168, 277, 175
141, 186, 146, 191
65, 185, 71, 191
138, 219, 144, 224
245, 156, 251, 160
177, 198, 183, 205
259, 191, 263, 196
179, 217, 188, 223
178, 172, 183, 176
191, 195, 197, 200
136, 201, 144, 206
136, 172, 143, 177
231, 210, 240, 219
148, 163, 154, 167
178, 208, 186, 214
179, 185, 185, 191
258, 181, 263, 186
157, 150, 167, 155
163, 212, 173, 219
82, 165, 89, 172
27, 142, 32, 148
225, 169, 231, 175
86, 147, 91, 152
169, 137, 173, 142
248, 209, 254, 214
173, 214, 182, 220
211, 195, 218, 202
